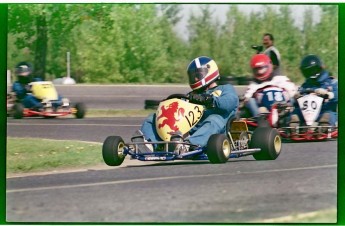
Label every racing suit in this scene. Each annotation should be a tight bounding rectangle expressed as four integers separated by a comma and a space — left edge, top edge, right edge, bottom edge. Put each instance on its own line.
141, 84, 239, 148
292, 70, 338, 126
243, 75, 298, 116
12, 76, 42, 109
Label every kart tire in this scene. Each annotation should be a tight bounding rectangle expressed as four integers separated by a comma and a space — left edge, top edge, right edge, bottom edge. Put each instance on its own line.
144, 99, 160, 109
74, 102, 86, 119
12, 103, 24, 119
206, 134, 231, 164
102, 136, 126, 166
250, 127, 281, 160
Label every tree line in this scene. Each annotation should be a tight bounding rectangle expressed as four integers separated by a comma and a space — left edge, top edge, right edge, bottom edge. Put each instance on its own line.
7, 4, 338, 84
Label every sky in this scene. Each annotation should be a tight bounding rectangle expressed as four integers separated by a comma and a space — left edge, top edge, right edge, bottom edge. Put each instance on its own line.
174, 4, 322, 40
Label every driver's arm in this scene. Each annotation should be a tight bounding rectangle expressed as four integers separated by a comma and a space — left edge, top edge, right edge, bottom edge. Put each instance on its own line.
12, 82, 27, 99
322, 79, 338, 103
212, 85, 239, 115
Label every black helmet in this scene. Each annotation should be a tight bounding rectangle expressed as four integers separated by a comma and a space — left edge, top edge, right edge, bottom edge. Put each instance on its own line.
15, 62, 33, 76
299, 54, 323, 79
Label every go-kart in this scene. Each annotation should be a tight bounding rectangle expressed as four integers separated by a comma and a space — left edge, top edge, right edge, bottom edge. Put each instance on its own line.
279, 90, 338, 141
7, 81, 86, 119
238, 85, 293, 131
102, 94, 282, 166
238, 87, 338, 141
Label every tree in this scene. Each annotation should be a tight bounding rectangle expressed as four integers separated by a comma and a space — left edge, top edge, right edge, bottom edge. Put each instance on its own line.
218, 5, 252, 76
8, 4, 115, 80
187, 5, 220, 61
8, 4, 46, 78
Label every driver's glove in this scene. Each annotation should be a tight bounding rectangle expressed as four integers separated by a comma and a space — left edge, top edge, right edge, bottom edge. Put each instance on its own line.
24, 84, 32, 93
315, 88, 334, 99
293, 92, 302, 99
189, 93, 214, 108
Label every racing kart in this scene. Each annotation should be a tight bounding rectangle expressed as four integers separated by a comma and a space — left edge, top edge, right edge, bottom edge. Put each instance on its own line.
7, 81, 86, 119
102, 94, 282, 166
279, 90, 338, 141
238, 85, 292, 130
238, 87, 338, 141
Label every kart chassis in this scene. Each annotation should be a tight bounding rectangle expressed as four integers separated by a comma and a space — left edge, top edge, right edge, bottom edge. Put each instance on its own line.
123, 130, 261, 162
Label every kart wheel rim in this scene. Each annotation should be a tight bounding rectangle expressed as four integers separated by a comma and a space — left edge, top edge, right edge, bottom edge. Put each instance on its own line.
222, 139, 231, 157
274, 135, 282, 154
118, 142, 125, 157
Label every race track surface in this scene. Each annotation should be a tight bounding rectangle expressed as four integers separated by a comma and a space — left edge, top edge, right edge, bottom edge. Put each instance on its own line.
7, 117, 337, 223
6, 85, 337, 223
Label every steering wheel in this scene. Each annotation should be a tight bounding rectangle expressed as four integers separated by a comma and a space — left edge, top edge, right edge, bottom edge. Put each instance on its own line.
164, 94, 189, 100
300, 88, 329, 99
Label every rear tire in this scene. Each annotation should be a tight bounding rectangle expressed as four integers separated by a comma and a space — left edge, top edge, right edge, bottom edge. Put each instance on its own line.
74, 102, 86, 119
13, 103, 24, 119
250, 127, 282, 160
206, 134, 231, 164
102, 136, 126, 166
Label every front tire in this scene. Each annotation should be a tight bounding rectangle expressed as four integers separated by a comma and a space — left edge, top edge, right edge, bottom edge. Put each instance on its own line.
13, 103, 24, 119
102, 136, 126, 166
250, 127, 282, 160
206, 134, 231, 164
74, 102, 86, 119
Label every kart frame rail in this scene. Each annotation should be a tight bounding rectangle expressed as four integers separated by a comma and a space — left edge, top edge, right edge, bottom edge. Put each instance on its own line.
124, 138, 261, 162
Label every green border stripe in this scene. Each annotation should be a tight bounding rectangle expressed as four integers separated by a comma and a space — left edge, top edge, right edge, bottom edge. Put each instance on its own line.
338, 3, 344, 226
0, 3, 7, 225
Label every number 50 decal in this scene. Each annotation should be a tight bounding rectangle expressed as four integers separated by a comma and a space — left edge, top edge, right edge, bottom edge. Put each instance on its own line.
297, 94, 324, 126
302, 100, 318, 110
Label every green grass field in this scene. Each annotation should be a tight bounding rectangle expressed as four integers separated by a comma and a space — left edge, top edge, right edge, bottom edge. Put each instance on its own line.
258, 208, 336, 223
7, 137, 103, 174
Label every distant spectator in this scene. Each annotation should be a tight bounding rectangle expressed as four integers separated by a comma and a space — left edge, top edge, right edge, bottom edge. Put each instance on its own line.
262, 33, 281, 76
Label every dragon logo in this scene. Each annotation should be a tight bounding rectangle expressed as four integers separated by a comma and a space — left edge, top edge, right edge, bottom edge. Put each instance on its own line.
157, 101, 185, 131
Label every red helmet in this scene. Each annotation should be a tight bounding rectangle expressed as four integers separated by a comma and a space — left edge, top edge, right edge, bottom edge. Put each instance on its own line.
250, 54, 273, 82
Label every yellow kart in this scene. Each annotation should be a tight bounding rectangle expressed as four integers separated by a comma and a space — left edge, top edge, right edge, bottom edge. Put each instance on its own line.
102, 94, 282, 166
7, 81, 86, 119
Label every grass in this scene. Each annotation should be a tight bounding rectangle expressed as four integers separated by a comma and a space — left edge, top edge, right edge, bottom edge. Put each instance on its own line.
7, 137, 103, 174
86, 109, 155, 117
258, 208, 337, 223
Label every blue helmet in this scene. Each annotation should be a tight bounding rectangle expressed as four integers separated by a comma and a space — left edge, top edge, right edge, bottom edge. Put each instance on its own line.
187, 56, 220, 91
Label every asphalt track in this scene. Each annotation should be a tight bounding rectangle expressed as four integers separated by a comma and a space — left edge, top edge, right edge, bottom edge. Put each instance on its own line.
6, 85, 337, 223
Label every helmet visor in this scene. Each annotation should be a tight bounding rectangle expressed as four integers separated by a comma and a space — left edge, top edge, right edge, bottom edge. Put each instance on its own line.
301, 66, 321, 78
252, 66, 269, 77
188, 67, 208, 84
15, 65, 31, 76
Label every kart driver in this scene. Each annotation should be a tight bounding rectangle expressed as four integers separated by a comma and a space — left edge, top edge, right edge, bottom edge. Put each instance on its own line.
242, 54, 298, 117
12, 62, 43, 110
132, 56, 239, 153
289, 54, 338, 128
